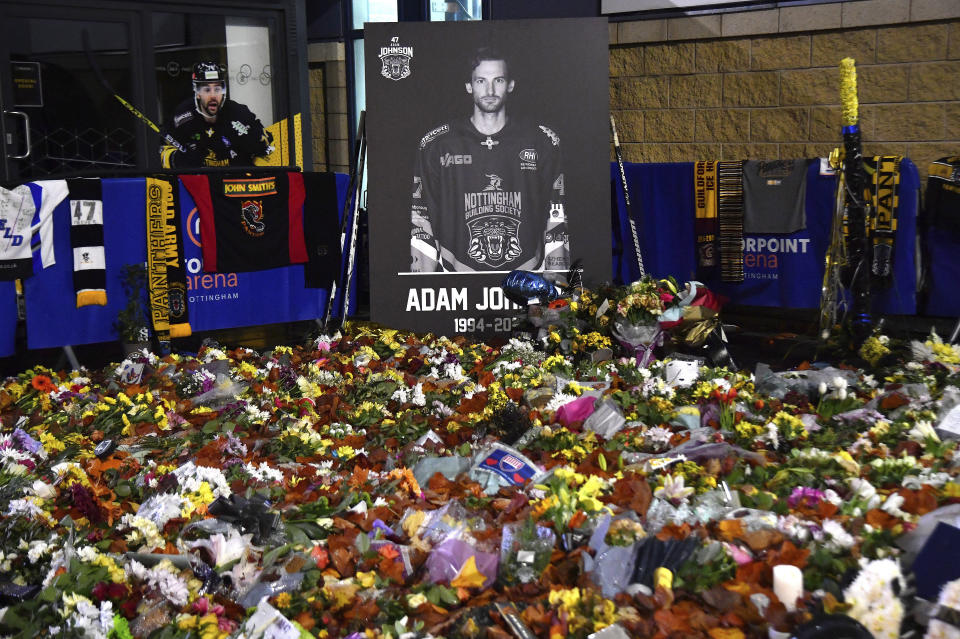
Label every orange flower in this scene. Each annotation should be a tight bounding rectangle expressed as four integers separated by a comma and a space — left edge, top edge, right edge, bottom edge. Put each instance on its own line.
31, 374, 56, 393
547, 299, 570, 310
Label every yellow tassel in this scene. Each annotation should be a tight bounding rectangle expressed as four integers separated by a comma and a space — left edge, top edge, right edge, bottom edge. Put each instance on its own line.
839, 57, 858, 127
169, 323, 192, 338
76, 290, 107, 307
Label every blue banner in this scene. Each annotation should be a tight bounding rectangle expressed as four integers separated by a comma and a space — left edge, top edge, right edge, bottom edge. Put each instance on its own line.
612, 160, 918, 314
0, 282, 14, 358
22, 174, 348, 350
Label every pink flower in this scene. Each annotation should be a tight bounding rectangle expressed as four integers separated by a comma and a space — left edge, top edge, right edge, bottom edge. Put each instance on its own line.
788, 486, 825, 509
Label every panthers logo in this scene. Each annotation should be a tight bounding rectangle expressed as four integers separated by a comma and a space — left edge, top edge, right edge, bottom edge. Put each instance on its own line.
466, 216, 522, 268
240, 200, 265, 237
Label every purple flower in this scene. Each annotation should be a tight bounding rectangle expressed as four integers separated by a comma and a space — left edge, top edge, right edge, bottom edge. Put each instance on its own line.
11, 428, 41, 455
788, 486, 825, 509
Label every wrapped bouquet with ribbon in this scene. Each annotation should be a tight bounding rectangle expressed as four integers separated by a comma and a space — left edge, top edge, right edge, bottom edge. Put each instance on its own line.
610, 276, 678, 366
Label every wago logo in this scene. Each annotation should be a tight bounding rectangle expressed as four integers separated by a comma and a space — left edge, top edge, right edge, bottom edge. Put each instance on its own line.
440, 153, 472, 167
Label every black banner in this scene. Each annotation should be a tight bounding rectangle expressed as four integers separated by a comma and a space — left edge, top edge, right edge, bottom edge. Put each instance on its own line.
365, 18, 611, 337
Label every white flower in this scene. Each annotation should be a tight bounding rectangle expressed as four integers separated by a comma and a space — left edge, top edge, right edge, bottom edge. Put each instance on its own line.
822, 519, 855, 552
832, 376, 848, 391
126, 560, 190, 607
654, 474, 695, 503
908, 420, 940, 443
244, 462, 284, 484
844, 558, 904, 639
925, 578, 960, 639
186, 529, 257, 568
880, 493, 909, 519
818, 381, 828, 396
27, 539, 52, 564
411, 383, 427, 407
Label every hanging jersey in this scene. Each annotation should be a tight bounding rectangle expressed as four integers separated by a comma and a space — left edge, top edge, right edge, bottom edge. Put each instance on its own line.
927, 157, 960, 236
180, 172, 307, 273
742, 159, 808, 234
1, 183, 61, 281
28, 180, 68, 271
410, 117, 569, 272
301, 171, 342, 288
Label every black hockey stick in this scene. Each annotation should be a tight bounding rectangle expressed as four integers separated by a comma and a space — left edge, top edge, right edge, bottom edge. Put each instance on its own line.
323, 111, 366, 328
335, 126, 367, 332
81, 30, 188, 154
610, 115, 646, 278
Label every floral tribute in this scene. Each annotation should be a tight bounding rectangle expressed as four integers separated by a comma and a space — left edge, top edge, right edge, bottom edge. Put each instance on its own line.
0, 287, 958, 639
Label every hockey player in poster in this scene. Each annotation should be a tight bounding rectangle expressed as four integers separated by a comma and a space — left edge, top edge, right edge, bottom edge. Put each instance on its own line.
410, 47, 569, 273
160, 62, 273, 168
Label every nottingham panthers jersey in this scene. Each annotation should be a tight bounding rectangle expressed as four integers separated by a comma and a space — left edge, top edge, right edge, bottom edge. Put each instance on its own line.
410, 117, 569, 272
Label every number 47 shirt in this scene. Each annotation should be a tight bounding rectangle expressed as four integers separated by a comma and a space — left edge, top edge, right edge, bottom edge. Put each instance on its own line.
180, 172, 307, 273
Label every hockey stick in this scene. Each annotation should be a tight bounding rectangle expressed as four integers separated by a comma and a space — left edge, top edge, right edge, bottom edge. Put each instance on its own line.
81, 30, 188, 154
335, 127, 367, 332
323, 111, 366, 328
610, 115, 645, 278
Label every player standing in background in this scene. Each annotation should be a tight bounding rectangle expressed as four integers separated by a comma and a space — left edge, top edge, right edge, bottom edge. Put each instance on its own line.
160, 62, 273, 168
410, 47, 569, 273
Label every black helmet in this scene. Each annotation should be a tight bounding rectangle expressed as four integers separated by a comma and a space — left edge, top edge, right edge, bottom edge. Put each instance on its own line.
192, 62, 225, 85
192, 62, 226, 116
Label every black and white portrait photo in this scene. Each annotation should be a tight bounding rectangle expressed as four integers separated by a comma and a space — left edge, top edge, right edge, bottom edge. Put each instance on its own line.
366, 18, 609, 336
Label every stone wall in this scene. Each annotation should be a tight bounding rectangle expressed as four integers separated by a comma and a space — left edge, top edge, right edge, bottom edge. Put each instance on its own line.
307, 42, 350, 174
609, 0, 960, 182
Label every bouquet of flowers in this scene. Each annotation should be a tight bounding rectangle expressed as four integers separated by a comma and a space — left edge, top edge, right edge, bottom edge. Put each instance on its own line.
613, 275, 678, 326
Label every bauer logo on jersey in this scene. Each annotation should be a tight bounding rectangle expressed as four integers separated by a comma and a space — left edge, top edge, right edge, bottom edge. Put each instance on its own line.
380, 36, 413, 81
412, 176, 422, 199
539, 125, 560, 146
240, 200, 266, 237
519, 148, 538, 171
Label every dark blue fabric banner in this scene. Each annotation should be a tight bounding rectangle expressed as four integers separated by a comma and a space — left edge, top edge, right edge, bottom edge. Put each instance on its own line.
922, 196, 960, 318
22, 174, 348, 350
612, 160, 918, 314
0, 282, 14, 358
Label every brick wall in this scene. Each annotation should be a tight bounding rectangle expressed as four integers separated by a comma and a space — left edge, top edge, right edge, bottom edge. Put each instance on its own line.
609, 0, 960, 183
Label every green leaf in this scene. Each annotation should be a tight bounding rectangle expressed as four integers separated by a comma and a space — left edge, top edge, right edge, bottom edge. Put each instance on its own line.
261, 543, 292, 572
115, 482, 131, 498
438, 586, 459, 605
201, 419, 220, 434
355, 532, 371, 554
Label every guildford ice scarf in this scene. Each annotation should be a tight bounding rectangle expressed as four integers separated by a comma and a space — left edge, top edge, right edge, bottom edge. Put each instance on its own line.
67, 179, 108, 306
145, 176, 192, 340
694, 161, 718, 276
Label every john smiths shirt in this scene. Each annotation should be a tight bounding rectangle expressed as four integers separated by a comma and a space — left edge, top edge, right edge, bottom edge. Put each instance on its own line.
410, 116, 569, 272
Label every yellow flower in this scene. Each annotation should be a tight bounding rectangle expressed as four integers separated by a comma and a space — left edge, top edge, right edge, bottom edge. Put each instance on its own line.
355, 571, 376, 588
942, 482, 960, 499
274, 592, 292, 608
548, 587, 581, 611
406, 593, 428, 609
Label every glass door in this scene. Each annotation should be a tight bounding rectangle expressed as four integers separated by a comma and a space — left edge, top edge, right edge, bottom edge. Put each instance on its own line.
0, 6, 142, 182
